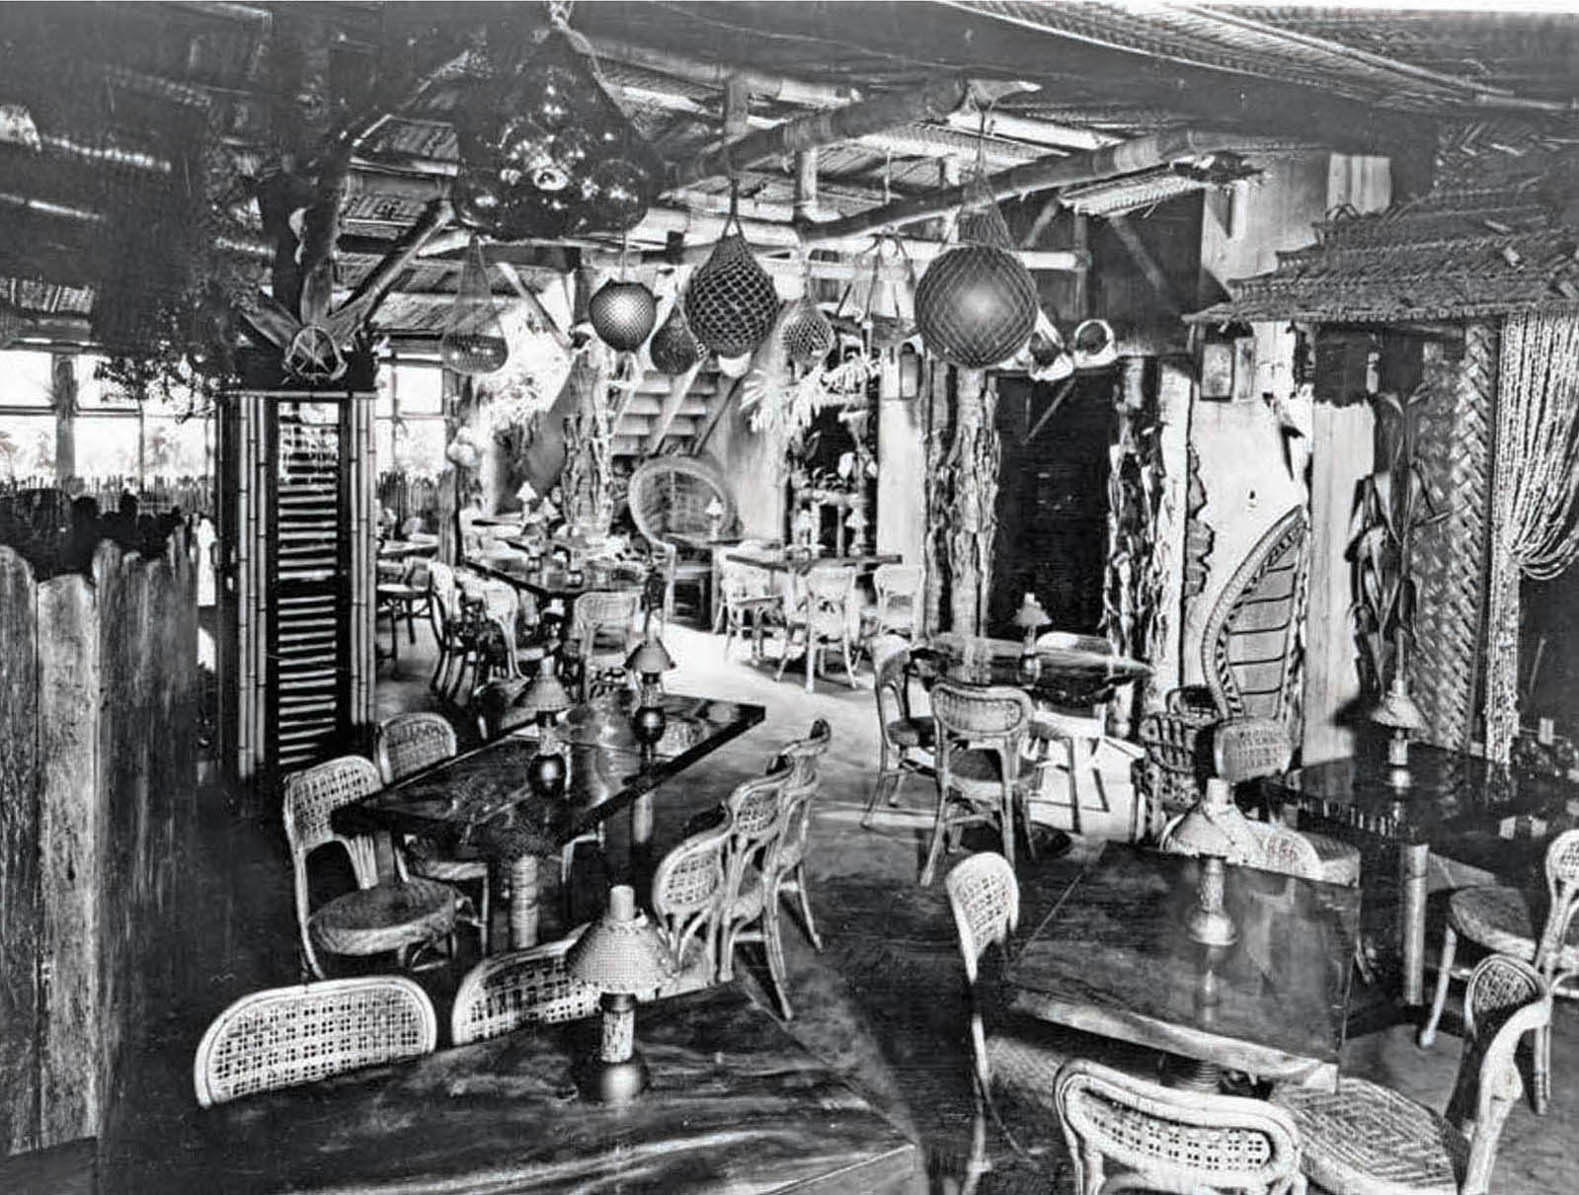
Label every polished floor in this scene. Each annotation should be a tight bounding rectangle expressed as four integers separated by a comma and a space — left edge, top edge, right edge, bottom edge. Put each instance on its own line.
97, 616, 1579, 1193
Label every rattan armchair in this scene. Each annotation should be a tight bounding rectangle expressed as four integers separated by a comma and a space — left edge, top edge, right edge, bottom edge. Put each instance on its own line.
628, 455, 735, 625
1138, 507, 1309, 834
922, 682, 1052, 884
864, 636, 935, 827
1056, 1058, 1308, 1194
714, 539, 782, 661
377, 713, 493, 955
766, 719, 833, 956
717, 766, 796, 1018
566, 588, 642, 701
774, 565, 860, 694
282, 755, 466, 980
1276, 954, 1551, 1195
194, 975, 437, 1107
859, 562, 923, 650
1419, 828, 1579, 1112
450, 926, 600, 1045
650, 816, 733, 996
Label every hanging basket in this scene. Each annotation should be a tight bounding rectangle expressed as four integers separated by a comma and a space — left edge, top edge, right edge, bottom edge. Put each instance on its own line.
684, 232, 779, 358
781, 297, 835, 369
649, 304, 700, 375
441, 235, 510, 375
589, 280, 657, 352
915, 245, 1037, 369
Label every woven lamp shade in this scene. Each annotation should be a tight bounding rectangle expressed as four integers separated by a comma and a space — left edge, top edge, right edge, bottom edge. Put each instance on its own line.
915, 245, 1037, 369
781, 297, 835, 368
590, 281, 657, 352
648, 305, 700, 375
566, 886, 679, 994
684, 234, 779, 358
627, 636, 675, 675
518, 668, 574, 719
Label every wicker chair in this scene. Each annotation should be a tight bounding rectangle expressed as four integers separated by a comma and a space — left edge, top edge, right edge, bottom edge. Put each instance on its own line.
922, 682, 1052, 885
766, 719, 833, 957
714, 538, 782, 661
1214, 716, 1362, 887
426, 561, 480, 700
859, 562, 923, 650
1277, 954, 1551, 1195
194, 975, 437, 1107
376, 713, 493, 955
282, 755, 466, 980
567, 589, 642, 702
864, 636, 935, 827
717, 766, 796, 1018
1138, 507, 1309, 833
774, 565, 860, 694
450, 926, 601, 1046
1419, 828, 1579, 1112
628, 455, 734, 625
650, 816, 733, 996
1056, 1058, 1307, 1195
376, 556, 432, 668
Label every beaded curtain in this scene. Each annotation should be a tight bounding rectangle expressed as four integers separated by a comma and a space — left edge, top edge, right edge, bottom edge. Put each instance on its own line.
1485, 309, 1579, 761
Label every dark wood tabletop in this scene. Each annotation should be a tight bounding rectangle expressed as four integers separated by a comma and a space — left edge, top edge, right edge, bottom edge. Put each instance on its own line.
335, 693, 765, 863
177, 985, 917, 1194
464, 557, 646, 603
912, 633, 1151, 708
724, 549, 902, 575
1005, 842, 1360, 1088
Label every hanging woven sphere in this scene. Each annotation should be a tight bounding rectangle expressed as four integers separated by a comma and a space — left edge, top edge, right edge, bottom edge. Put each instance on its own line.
590, 280, 657, 352
915, 245, 1037, 369
781, 297, 835, 368
684, 233, 779, 358
649, 305, 700, 375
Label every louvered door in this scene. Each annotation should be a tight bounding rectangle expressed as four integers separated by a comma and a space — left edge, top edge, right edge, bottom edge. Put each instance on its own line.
217, 357, 376, 806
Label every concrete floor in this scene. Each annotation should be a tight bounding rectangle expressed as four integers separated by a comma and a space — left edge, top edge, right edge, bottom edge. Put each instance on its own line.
105, 615, 1579, 1193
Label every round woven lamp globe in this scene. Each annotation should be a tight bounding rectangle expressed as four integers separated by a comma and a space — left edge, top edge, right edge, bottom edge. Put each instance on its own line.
684, 233, 779, 357
915, 245, 1038, 369
590, 281, 657, 352
648, 306, 700, 375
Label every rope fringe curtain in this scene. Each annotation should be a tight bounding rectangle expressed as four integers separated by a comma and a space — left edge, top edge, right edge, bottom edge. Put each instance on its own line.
1485, 310, 1579, 761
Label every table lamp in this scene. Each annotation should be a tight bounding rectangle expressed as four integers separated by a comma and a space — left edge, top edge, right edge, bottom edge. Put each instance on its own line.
705, 496, 726, 542
1013, 593, 1050, 679
792, 507, 816, 555
844, 506, 869, 555
627, 633, 675, 754
1165, 778, 1257, 948
518, 666, 574, 801
1372, 675, 1428, 789
565, 884, 679, 1103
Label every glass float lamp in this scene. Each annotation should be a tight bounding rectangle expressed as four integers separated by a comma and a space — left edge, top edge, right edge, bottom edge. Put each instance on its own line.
627, 634, 675, 755
1166, 778, 1257, 948
518, 667, 574, 801
1372, 674, 1428, 789
1013, 592, 1050, 658
844, 506, 869, 556
705, 496, 726, 542
792, 507, 816, 555
565, 885, 679, 1103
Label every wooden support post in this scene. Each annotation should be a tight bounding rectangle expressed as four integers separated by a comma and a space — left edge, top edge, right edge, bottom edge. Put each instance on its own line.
794, 150, 818, 225
50, 354, 75, 486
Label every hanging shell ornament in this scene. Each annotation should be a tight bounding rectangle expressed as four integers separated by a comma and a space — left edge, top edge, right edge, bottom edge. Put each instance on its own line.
589, 280, 657, 352
1071, 318, 1118, 370
915, 244, 1037, 369
648, 304, 700, 375
684, 233, 779, 358
781, 296, 835, 369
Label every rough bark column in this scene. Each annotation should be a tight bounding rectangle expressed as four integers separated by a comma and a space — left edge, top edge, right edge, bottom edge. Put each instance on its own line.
922, 360, 951, 635
51, 354, 76, 486
946, 369, 999, 637
1409, 328, 1494, 752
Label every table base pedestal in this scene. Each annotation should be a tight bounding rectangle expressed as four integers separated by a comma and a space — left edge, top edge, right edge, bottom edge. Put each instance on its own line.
508, 856, 540, 948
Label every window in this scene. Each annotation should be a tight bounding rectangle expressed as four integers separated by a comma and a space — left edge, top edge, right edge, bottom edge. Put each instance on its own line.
374, 361, 447, 477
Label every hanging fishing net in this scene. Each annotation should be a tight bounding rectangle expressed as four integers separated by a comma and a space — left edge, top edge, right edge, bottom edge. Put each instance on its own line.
440, 235, 510, 375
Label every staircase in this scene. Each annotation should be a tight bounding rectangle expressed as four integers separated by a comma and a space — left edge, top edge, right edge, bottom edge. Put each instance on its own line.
610, 365, 729, 462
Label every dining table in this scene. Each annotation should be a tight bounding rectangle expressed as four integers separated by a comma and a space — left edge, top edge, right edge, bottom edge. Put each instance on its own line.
724, 547, 902, 576
1258, 741, 1579, 1005
335, 691, 765, 947
912, 632, 1151, 710
175, 984, 919, 1193
1005, 842, 1361, 1091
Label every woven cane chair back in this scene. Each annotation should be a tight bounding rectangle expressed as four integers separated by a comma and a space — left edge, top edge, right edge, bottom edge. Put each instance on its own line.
652, 819, 732, 976
720, 540, 776, 601
450, 926, 599, 1046
1536, 829, 1579, 976
946, 851, 1019, 985
1213, 717, 1294, 785
282, 755, 383, 886
1245, 822, 1324, 882
376, 712, 457, 784
873, 635, 916, 730
627, 455, 735, 549
571, 589, 642, 654
720, 766, 792, 902
428, 560, 460, 622
791, 565, 857, 638
1055, 1058, 1306, 1195
479, 579, 521, 640
770, 719, 832, 874
194, 976, 436, 1107
871, 563, 922, 635
1201, 506, 1309, 722
932, 682, 1034, 793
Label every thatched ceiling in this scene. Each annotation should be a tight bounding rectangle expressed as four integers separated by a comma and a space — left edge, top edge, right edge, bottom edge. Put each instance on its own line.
0, 2, 1575, 351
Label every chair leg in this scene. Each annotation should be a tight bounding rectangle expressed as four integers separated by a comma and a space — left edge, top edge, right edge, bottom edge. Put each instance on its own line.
791, 866, 822, 951
1065, 739, 1082, 837
805, 641, 816, 694
840, 637, 858, 689
478, 872, 492, 955
775, 631, 795, 682
1418, 924, 1458, 1048
998, 791, 1017, 873
1536, 1022, 1552, 1114
920, 788, 952, 886
763, 899, 794, 1019
863, 768, 896, 828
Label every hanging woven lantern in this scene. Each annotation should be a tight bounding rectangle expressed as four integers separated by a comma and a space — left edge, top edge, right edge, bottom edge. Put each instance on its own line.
649, 304, 700, 375
441, 235, 510, 375
684, 233, 779, 358
589, 280, 657, 352
781, 297, 835, 369
915, 245, 1037, 369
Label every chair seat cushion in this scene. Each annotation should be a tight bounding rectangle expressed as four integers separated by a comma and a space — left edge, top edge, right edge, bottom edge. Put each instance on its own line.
947, 750, 1040, 796
1448, 885, 1579, 968
1305, 831, 1362, 887
1275, 1077, 1467, 1195
309, 878, 459, 957
888, 715, 935, 749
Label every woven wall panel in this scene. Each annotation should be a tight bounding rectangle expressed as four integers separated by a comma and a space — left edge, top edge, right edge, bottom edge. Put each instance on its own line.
1408, 325, 1495, 750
